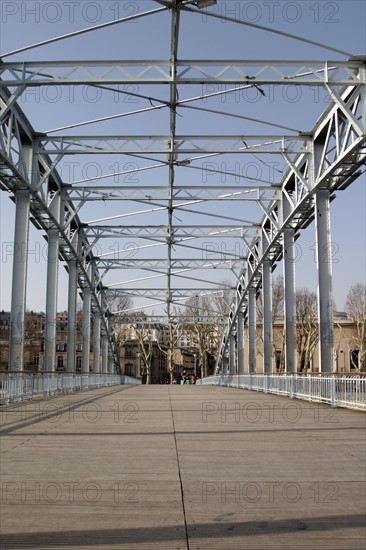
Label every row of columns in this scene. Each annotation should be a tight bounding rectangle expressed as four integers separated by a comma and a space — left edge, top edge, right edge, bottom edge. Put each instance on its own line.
8, 188, 115, 373
225, 188, 334, 375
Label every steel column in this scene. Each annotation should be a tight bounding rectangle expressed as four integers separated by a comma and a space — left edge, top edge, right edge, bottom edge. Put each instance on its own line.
9, 190, 30, 372
81, 282, 92, 374
229, 332, 235, 375
101, 335, 108, 374
237, 309, 244, 375
315, 189, 334, 372
283, 227, 297, 373
222, 352, 228, 375
93, 312, 101, 373
262, 260, 273, 374
248, 287, 257, 374
44, 195, 60, 372
66, 250, 78, 373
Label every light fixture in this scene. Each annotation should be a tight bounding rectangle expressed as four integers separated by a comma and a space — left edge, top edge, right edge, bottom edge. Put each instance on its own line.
195, 0, 217, 9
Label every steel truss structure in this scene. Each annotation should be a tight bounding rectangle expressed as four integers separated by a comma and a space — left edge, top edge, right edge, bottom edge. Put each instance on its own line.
0, 0, 365, 375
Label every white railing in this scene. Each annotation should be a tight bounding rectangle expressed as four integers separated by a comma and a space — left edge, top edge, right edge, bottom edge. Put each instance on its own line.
197, 374, 366, 410
0, 372, 141, 405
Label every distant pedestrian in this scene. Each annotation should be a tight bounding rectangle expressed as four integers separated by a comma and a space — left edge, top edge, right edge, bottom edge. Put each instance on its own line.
192, 373, 197, 384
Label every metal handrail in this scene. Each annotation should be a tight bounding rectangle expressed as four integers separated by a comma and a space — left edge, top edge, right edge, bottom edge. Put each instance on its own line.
0, 372, 141, 405
197, 374, 366, 410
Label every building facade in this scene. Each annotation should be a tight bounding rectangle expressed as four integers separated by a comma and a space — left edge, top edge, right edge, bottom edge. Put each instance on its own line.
1, 310, 364, 376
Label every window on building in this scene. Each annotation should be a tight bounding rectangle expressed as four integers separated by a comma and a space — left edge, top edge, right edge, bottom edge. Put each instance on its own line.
56, 343, 66, 351
33, 354, 39, 366
57, 356, 64, 370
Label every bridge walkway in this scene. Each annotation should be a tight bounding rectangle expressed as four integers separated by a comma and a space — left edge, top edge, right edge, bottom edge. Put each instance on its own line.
0, 385, 365, 549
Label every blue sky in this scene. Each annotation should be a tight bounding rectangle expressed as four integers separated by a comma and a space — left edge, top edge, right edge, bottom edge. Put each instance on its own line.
0, 0, 365, 313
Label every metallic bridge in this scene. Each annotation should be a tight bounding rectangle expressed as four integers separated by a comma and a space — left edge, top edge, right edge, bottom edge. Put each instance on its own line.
0, 0, 365, 381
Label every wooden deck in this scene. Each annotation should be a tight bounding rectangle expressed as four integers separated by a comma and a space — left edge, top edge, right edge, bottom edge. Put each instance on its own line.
1, 384, 365, 549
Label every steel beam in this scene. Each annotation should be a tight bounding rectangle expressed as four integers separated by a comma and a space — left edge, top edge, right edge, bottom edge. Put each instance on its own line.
35, 135, 309, 155
1, 59, 363, 87
83, 224, 258, 239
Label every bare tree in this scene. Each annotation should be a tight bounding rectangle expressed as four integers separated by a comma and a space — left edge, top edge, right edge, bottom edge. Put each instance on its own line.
24, 311, 44, 371
256, 276, 284, 321
24, 311, 43, 347
133, 322, 153, 384
185, 295, 220, 378
345, 283, 366, 371
296, 288, 319, 372
156, 308, 184, 383
109, 294, 134, 314
107, 294, 134, 349
212, 282, 234, 318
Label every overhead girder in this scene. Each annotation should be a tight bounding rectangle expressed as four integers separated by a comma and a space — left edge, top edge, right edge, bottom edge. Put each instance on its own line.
67, 186, 280, 202
111, 313, 224, 325
105, 287, 230, 300
34, 135, 309, 155
0, 59, 364, 87
95, 258, 243, 270
82, 224, 259, 240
